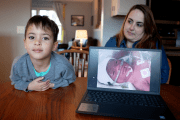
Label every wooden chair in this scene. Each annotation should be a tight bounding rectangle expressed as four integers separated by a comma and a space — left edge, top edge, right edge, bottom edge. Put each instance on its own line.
166, 58, 172, 84
57, 50, 89, 77
71, 46, 89, 51
57, 43, 68, 51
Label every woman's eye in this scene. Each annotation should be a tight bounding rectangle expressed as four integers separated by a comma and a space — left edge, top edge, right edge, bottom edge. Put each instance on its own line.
42, 37, 49, 40
137, 23, 143, 27
128, 20, 133, 24
29, 36, 34, 40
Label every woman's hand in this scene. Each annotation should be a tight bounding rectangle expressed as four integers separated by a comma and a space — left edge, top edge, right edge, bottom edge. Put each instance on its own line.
28, 77, 51, 91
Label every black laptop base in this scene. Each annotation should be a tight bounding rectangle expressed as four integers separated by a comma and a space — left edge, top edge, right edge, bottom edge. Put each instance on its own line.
76, 90, 176, 120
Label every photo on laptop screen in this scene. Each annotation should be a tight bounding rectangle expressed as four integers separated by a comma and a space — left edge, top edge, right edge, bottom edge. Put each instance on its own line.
97, 49, 152, 91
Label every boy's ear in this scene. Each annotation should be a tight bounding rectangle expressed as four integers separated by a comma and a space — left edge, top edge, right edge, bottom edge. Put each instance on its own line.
23, 39, 27, 49
52, 41, 59, 51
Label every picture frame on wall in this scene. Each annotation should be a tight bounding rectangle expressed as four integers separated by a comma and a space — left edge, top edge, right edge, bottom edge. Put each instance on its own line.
71, 15, 84, 26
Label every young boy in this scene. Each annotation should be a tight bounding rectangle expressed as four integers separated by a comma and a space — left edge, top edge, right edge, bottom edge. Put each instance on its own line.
10, 15, 76, 92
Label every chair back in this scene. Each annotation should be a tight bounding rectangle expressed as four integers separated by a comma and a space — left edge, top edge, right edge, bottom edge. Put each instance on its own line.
57, 50, 89, 77
167, 58, 172, 84
57, 44, 68, 51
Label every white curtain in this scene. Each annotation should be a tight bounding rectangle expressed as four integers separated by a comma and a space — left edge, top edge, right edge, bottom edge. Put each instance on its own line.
53, 2, 67, 43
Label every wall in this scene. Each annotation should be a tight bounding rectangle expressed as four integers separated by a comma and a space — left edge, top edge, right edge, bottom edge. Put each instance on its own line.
32, 1, 93, 43
65, 2, 93, 43
92, 0, 125, 46
93, 0, 98, 29
101, 0, 125, 46
0, 0, 31, 82
32, 0, 125, 46
93, 0, 101, 46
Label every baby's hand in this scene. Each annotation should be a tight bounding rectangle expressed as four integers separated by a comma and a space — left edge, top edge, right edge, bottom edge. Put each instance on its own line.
28, 77, 51, 91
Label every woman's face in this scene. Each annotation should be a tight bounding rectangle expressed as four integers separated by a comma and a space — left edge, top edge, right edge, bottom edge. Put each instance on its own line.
123, 9, 145, 43
106, 59, 133, 83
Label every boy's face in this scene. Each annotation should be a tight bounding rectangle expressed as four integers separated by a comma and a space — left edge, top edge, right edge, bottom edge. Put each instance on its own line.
24, 24, 58, 61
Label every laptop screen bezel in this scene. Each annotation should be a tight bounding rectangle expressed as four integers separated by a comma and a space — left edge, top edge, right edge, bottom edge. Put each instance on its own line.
87, 47, 162, 95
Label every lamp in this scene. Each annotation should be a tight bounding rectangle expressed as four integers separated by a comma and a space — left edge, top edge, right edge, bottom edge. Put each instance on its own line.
75, 30, 88, 50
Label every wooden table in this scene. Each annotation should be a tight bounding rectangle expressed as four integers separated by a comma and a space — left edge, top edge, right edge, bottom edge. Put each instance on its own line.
0, 78, 180, 120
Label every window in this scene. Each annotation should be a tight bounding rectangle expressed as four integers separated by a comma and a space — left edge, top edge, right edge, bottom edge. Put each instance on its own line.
31, 9, 63, 43
32, 10, 37, 17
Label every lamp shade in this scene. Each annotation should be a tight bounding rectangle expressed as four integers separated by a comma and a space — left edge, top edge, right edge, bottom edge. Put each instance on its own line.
75, 30, 88, 40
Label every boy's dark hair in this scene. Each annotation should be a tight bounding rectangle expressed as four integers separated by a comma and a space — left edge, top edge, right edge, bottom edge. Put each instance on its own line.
25, 15, 59, 43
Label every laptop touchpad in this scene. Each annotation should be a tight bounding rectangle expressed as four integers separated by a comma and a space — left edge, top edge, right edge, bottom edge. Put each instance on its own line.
78, 103, 99, 113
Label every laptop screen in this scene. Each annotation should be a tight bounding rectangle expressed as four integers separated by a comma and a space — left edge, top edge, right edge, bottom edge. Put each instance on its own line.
87, 47, 162, 95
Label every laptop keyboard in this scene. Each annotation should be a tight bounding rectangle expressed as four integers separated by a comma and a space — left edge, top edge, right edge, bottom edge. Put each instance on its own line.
85, 91, 166, 107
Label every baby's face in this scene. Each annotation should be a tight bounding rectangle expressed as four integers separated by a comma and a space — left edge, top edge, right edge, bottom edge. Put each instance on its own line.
24, 24, 58, 61
106, 59, 133, 83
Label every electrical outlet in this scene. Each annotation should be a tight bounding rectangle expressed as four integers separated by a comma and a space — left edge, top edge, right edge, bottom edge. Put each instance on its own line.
17, 26, 25, 34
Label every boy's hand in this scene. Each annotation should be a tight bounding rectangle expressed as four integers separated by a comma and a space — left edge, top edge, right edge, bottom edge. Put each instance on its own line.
28, 77, 51, 91
49, 83, 55, 88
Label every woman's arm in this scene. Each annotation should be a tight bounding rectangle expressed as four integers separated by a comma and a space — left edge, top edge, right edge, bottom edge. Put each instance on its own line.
105, 36, 117, 47
161, 46, 169, 84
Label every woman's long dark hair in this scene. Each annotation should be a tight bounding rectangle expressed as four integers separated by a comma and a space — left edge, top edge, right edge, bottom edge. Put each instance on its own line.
116, 5, 161, 49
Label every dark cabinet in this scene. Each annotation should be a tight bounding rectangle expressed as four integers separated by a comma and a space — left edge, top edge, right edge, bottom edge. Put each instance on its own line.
168, 56, 180, 86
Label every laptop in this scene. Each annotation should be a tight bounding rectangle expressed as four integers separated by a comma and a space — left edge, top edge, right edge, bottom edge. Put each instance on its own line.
76, 47, 176, 120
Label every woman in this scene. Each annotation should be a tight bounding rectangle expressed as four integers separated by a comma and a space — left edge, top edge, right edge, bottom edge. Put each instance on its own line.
105, 5, 169, 84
